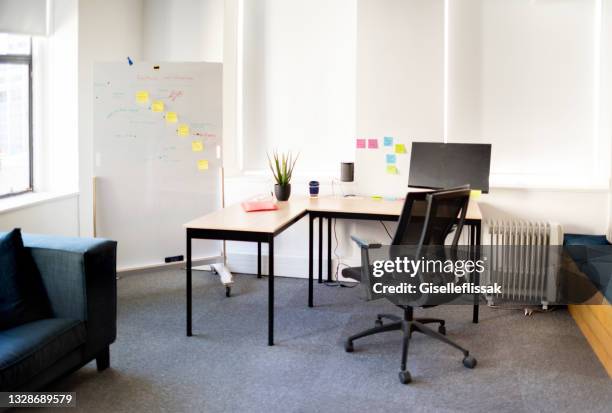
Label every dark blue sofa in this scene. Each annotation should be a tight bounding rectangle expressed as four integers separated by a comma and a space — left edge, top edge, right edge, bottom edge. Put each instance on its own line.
564, 234, 612, 302
0, 234, 117, 391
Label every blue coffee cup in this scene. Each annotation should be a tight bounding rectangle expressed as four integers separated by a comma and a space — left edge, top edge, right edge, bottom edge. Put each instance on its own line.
309, 181, 320, 198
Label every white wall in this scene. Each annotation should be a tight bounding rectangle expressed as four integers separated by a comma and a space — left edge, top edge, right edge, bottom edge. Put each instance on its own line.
221, 0, 612, 279
479, 189, 608, 235
142, 0, 223, 62
0, 195, 79, 236
357, 0, 444, 143
78, 0, 144, 237
6, 0, 607, 275
220, 0, 358, 277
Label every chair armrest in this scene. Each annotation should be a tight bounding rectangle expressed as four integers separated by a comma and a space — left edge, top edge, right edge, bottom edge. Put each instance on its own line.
22, 234, 118, 355
351, 235, 382, 249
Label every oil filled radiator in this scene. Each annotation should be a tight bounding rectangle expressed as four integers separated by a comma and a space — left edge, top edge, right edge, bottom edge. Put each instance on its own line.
482, 220, 564, 309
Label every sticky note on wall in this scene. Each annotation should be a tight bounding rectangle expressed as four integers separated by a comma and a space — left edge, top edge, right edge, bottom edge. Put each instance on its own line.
356, 139, 366, 149
166, 112, 178, 123
177, 124, 190, 137
197, 160, 209, 170
394, 144, 407, 154
383, 136, 394, 147
386, 154, 396, 164
151, 100, 164, 112
368, 139, 378, 149
191, 141, 204, 152
386, 165, 398, 174
136, 91, 149, 103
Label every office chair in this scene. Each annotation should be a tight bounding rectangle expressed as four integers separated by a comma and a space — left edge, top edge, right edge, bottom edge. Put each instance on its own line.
342, 187, 477, 384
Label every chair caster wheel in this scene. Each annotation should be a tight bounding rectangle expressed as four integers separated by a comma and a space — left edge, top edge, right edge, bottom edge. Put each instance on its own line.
225, 286, 231, 297
438, 325, 446, 335
375, 319, 383, 327
462, 355, 477, 369
345, 341, 354, 353
398, 370, 412, 384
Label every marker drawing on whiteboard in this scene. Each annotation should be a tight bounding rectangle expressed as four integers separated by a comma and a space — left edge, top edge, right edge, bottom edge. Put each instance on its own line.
168, 90, 183, 102
127, 56, 133, 66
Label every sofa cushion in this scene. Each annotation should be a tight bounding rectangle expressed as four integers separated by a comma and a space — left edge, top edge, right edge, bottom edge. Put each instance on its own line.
564, 234, 609, 246
0, 318, 86, 391
0, 229, 51, 330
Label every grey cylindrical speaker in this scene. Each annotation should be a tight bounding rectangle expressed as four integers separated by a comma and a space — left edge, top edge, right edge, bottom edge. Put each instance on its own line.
340, 162, 354, 182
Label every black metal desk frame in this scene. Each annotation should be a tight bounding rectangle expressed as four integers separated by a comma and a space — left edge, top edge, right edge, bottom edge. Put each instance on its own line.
186, 209, 481, 346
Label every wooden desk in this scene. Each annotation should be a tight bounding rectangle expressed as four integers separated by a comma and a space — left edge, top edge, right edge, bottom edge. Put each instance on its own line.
184, 199, 308, 346
184, 195, 483, 346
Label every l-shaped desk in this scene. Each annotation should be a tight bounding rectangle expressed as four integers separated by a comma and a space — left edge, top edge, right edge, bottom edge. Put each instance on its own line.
184, 194, 483, 345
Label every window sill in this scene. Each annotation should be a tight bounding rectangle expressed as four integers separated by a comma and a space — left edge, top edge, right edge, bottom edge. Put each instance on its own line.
0, 191, 79, 215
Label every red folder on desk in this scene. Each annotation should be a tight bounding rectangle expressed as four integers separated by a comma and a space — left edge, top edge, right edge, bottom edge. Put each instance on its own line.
241, 201, 278, 212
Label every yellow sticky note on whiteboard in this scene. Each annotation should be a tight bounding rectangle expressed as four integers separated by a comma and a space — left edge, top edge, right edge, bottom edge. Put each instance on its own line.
197, 160, 209, 170
394, 144, 407, 154
191, 141, 204, 152
136, 91, 149, 103
151, 100, 164, 112
165, 112, 178, 123
470, 189, 482, 200
386, 165, 398, 174
177, 124, 190, 137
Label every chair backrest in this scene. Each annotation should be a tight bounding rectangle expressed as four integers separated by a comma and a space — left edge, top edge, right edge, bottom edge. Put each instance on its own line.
378, 186, 472, 306
392, 186, 471, 250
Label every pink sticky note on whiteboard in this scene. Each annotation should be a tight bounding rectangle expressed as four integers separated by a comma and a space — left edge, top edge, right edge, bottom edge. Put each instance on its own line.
368, 139, 379, 149
356, 139, 366, 149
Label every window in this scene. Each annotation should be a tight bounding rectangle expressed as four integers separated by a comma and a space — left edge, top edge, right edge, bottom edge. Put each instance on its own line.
0, 33, 32, 198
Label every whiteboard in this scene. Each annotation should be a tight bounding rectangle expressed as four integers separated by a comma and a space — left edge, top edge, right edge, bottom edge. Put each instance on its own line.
93, 62, 222, 269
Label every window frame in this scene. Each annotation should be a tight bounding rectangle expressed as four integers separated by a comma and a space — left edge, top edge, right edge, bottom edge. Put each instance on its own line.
0, 39, 33, 199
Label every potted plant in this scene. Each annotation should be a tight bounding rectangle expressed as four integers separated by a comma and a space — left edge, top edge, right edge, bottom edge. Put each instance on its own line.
267, 150, 299, 201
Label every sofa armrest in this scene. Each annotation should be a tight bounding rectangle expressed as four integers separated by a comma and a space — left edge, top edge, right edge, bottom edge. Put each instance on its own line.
350, 235, 382, 249
21, 234, 117, 352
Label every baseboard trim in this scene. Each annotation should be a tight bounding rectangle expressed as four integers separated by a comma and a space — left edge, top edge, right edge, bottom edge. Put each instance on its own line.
118, 255, 223, 274
226, 252, 359, 281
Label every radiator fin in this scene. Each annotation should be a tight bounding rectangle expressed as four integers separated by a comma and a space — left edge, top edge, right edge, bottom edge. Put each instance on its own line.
484, 220, 562, 306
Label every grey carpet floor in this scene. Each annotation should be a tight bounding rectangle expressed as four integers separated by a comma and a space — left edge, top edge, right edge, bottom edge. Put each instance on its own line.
29, 268, 612, 413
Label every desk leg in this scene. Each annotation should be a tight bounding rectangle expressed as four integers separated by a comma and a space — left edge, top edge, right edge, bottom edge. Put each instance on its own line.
186, 231, 192, 337
268, 237, 275, 346
318, 217, 323, 283
257, 242, 262, 278
309, 214, 314, 307
471, 223, 480, 324
327, 217, 332, 282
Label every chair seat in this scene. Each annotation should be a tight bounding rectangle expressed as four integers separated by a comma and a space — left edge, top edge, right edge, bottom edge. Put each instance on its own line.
0, 318, 86, 390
